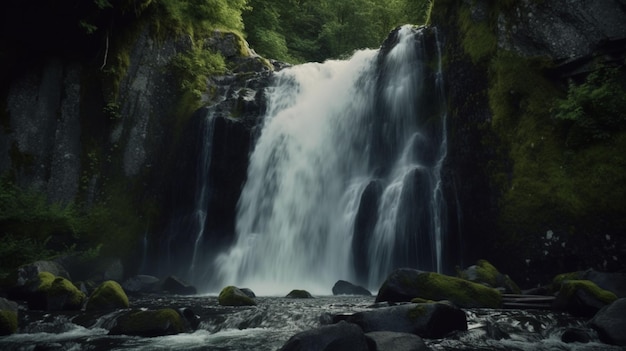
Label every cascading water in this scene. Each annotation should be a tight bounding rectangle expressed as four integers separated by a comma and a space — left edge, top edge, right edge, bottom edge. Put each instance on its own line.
216, 25, 449, 294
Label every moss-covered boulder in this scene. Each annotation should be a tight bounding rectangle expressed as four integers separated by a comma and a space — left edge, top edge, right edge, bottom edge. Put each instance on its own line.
0, 297, 18, 336
86, 280, 129, 311
109, 308, 185, 337
553, 280, 617, 317
458, 259, 521, 294
286, 289, 313, 299
552, 269, 626, 298
376, 268, 501, 308
218, 286, 256, 306
28, 272, 85, 310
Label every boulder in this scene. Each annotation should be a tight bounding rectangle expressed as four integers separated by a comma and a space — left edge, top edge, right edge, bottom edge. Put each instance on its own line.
457, 259, 521, 294
0, 297, 18, 335
103, 258, 124, 282
239, 288, 256, 298
332, 280, 372, 296
218, 286, 256, 306
86, 280, 130, 311
28, 272, 85, 311
122, 275, 160, 293
376, 268, 501, 308
109, 308, 185, 337
552, 280, 617, 317
347, 302, 467, 339
8, 260, 71, 300
581, 269, 626, 298
279, 320, 368, 351
286, 289, 313, 299
589, 298, 626, 346
162, 276, 197, 295
555, 269, 626, 298
365, 331, 429, 351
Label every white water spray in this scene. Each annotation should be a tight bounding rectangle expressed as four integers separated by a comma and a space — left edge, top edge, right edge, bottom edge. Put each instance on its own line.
216, 25, 448, 294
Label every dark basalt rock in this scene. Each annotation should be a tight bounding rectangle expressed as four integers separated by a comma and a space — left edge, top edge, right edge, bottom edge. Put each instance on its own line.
161, 276, 197, 295
347, 302, 467, 339
589, 298, 626, 346
239, 288, 256, 298
279, 321, 369, 351
365, 331, 429, 351
332, 280, 371, 296
286, 289, 313, 299
122, 275, 160, 294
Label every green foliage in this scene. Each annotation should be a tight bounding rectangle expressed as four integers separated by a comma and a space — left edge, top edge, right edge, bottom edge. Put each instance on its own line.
242, 0, 432, 63
555, 67, 626, 146
170, 45, 226, 100
0, 235, 53, 279
0, 175, 82, 244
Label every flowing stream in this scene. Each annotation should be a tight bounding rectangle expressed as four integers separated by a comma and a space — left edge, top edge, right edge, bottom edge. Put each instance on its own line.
215, 25, 449, 294
0, 295, 617, 351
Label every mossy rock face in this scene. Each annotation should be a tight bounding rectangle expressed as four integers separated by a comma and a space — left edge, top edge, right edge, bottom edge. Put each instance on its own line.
376, 268, 501, 308
0, 297, 18, 336
109, 308, 185, 337
552, 271, 584, 293
218, 286, 256, 306
28, 272, 85, 310
458, 259, 521, 294
285, 289, 313, 299
86, 280, 130, 311
553, 280, 617, 317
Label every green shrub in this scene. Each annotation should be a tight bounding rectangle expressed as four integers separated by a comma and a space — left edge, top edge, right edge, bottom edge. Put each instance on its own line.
555, 67, 626, 146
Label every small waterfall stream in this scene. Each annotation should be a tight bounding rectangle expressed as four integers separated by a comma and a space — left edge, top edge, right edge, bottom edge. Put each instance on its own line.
215, 25, 449, 294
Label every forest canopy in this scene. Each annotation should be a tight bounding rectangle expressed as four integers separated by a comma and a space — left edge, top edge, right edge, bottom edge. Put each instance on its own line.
242, 0, 432, 62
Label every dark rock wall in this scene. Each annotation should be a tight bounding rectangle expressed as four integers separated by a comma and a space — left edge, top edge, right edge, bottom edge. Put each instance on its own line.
433, 0, 626, 286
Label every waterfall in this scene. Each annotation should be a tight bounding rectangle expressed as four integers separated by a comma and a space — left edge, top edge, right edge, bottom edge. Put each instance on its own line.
215, 25, 448, 294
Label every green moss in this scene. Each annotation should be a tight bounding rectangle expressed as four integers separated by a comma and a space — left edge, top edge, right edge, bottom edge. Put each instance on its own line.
34, 273, 85, 310
414, 272, 501, 308
408, 304, 428, 321
37, 272, 55, 291
218, 286, 256, 306
559, 280, 617, 305
475, 259, 500, 287
457, 5, 497, 63
113, 308, 184, 336
86, 280, 130, 311
49, 277, 86, 310
0, 310, 17, 336
552, 271, 583, 292
410, 297, 434, 304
